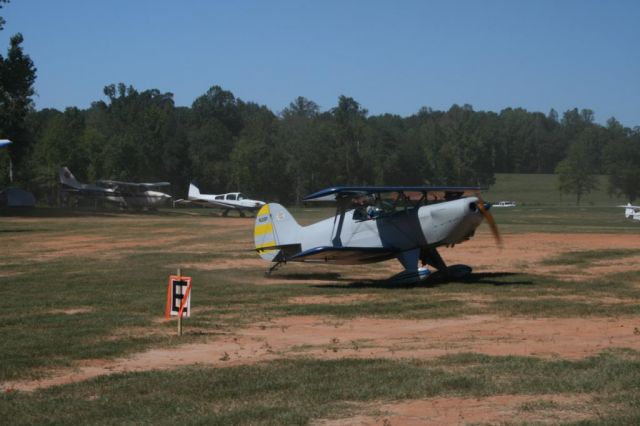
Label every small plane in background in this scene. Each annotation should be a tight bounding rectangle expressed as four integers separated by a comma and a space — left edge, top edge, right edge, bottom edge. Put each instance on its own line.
177, 183, 265, 216
621, 203, 640, 221
59, 167, 171, 209
494, 200, 516, 207
254, 185, 501, 284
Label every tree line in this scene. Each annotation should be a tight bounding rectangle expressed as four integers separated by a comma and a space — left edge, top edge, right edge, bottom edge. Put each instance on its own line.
2, 83, 640, 205
1, 2, 639, 205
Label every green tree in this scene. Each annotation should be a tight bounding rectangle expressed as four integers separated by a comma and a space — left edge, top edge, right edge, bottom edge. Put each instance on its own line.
280, 96, 320, 203
0, 0, 9, 31
556, 128, 600, 204
187, 118, 233, 191
192, 85, 243, 136
605, 119, 640, 202
0, 32, 37, 183
95, 84, 177, 181
30, 107, 86, 197
230, 108, 285, 200
331, 95, 368, 183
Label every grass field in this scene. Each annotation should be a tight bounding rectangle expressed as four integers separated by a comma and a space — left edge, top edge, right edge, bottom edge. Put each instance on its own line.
485, 173, 628, 206
1, 174, 640, 424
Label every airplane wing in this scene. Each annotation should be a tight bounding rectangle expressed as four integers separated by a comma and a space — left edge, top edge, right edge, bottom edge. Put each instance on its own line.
0, 139, 12, 147
618, 205, 640, 209
303, 185, 486, 202
97, 180, 171, 189
288, 246, 397, 264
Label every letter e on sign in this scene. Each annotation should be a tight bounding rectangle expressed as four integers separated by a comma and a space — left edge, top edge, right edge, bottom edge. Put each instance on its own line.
165, 275, 192, 319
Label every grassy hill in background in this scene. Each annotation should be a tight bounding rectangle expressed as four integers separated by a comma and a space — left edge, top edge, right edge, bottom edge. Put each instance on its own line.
485, 174, 626, 206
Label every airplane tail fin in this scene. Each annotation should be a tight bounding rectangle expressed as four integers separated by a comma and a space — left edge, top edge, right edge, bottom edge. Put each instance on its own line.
188, 183, 201, 199
625, 203, 634, 218
59, 167, 81, 188
254, 203, 302, 261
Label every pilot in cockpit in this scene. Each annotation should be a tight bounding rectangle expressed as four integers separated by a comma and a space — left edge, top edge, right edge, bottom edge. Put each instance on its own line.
353, 195, 382, 220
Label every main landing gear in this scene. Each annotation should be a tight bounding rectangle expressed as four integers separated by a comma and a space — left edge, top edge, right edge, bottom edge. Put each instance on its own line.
390, 247, 473, 284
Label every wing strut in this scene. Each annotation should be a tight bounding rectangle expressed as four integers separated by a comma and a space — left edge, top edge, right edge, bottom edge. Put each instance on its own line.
331, 196, 350, 247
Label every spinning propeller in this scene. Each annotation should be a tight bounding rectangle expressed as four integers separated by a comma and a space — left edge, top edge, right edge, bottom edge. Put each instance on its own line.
476, 197, 503, 248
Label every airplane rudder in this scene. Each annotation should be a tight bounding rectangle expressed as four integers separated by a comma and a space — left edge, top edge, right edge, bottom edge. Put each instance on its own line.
254, 203, 279, 261
59, 167, 79, 186
188, 183, 200, 198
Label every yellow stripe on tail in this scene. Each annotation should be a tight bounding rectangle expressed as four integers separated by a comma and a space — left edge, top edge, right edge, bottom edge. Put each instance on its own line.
254, 204, 278, 261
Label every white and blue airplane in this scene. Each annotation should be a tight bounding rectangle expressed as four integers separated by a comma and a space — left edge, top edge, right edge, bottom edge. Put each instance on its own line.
254, 186, 501, 284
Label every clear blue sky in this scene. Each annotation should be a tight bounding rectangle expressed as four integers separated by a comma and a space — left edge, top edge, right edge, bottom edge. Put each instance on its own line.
2, 0, 639, 126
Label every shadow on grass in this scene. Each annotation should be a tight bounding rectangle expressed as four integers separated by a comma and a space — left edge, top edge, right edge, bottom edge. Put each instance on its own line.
0, 228, 38, 233
309, 271, 532, 289
277, 272, 344, 281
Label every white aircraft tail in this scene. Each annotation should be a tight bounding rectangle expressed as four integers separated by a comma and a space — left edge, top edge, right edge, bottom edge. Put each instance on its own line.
254, 203, 302, 261
188, 183, 201, 199
625, 203, 634, 218
59, 167, 81, 188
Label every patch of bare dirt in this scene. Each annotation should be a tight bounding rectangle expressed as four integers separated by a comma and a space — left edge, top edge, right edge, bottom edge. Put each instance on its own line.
5, 314, 640, 392
315, 394, 594, 425
47, 307, 94, 315
444, 233, 640, 280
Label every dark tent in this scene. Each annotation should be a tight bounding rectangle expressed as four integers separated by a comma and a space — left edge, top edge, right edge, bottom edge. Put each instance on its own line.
0, 187, 36, 207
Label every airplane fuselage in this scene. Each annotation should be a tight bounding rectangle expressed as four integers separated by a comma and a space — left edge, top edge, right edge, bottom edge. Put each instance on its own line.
188, 193, 265, 211
299, 197, 483, 255
62, 184, 170, 208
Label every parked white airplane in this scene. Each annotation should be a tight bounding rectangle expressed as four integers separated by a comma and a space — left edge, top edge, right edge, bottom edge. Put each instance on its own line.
494, 200, 516, 207
182, 183, 265, 216
59, 167, 171, 209
621, 203, 640, 221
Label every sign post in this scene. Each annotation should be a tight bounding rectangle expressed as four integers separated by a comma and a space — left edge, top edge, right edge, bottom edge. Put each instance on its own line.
165, 268, 192, 336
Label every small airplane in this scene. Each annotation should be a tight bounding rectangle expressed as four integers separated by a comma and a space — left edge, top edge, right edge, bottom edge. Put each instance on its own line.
178, 183, 265, 216
494, 200, 516, 207
254, 186, 501, 284
620, 203, 640, 221
59, 167, 172, 209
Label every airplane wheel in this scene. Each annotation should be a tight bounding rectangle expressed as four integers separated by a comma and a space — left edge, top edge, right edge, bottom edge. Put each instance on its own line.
447, 264, 472, 279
